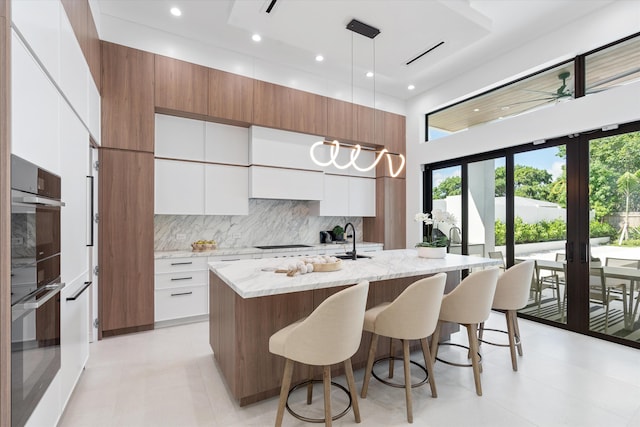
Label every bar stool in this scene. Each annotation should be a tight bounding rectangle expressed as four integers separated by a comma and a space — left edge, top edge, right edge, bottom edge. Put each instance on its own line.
430, 268, 499, 396
269, 280, 369, 427
360, 273, 447, 423
478, 260, 534, 371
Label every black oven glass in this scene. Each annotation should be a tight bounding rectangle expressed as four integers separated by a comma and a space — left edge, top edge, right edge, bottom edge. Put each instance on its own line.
11, 155, 63, 427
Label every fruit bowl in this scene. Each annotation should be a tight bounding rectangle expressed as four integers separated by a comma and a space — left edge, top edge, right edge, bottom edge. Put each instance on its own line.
191, 241, 217, 252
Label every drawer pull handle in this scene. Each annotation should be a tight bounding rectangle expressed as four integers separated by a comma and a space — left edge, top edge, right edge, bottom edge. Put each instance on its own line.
171, 291, 193, 297
171, 261, 193, 266
67, 281, 92, 301
171, 276, 193, 281
222, 258, 241, 262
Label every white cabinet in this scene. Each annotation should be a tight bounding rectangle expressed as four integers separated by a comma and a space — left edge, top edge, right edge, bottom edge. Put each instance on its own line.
155, 159, 205, 215
154, 257, 209, 323
88, 78, 101, 144
60, 102, 89, 281
205, 122, 249, 165
11, 0, 61, 84
155, 114, 205, 161
11, 30, 60, 174
311, 175, 376, 217
60, 275, 91, 411
250, 126, 323, 170
348, 176, 376, 217
249, 166, 324, 201
59, 10, 88, 127
205, 164, 249, 215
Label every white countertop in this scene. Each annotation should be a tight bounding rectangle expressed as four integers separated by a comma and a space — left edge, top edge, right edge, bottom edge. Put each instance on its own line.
155, 242, 383, 259
209, 249, 501, 298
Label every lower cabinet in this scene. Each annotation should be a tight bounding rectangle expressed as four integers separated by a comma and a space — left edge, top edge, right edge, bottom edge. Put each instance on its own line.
60, 275, 91, 409
154, 257, 209, 323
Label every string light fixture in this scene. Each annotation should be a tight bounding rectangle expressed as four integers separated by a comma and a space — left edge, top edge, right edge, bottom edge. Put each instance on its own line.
309, 18, 405, 178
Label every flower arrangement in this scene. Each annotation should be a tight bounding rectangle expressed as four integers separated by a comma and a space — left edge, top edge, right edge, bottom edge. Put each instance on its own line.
415, 209, 456, 248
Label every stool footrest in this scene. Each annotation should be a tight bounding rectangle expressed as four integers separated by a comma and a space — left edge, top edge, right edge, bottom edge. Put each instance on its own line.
479, 328, 521, 348
285, 379, 351, 423
434, 342, 482, 368
371, 357, 429, 389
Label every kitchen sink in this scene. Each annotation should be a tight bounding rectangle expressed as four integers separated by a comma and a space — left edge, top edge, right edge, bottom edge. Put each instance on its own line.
254, 244, 314, 250
333, 254, 372, 260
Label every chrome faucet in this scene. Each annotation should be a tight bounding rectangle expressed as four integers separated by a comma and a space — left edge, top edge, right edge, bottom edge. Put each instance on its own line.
344, 222, 356, 260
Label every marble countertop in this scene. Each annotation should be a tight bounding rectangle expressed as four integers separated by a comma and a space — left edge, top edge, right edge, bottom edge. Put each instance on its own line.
155, 242, 383, 259
209, 249, 502, 298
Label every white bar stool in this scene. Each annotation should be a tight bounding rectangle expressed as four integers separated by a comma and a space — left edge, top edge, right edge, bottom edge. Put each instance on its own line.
360, 273, 447, 423
269, 280, 369, 427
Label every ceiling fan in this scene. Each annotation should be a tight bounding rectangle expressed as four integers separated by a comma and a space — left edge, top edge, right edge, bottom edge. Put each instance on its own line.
501, 71, 573, 109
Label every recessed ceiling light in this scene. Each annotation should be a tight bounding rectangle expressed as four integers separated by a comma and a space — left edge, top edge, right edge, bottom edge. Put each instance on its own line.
366, 71, 374, 78
407, 85, 415, 90
170, 7, 181, 17
473, 108, 480, 112
252, 34, 262, 42
315, 55, 324, 62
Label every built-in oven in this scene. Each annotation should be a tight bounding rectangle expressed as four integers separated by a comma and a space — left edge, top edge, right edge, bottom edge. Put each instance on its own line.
10, 155, 65, 427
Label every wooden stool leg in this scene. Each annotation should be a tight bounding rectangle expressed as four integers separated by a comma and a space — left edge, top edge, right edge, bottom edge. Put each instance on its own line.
323, 365, 332, 427
467, 324, 483, 396
388, 338, 395, 379
506, 311, 518, 371
344, 359, 361, 423
430, 321, 442, 364
402, 339, 414, 423
275, 359, 294, 427
478, 321, 485, 345
307, 364, 314, 404
361, 333, 378, 398
420, 337, 437, 398
513, 311, 523, 356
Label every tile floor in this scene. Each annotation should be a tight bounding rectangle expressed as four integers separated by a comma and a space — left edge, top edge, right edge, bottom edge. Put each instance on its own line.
58, 313, 640, 426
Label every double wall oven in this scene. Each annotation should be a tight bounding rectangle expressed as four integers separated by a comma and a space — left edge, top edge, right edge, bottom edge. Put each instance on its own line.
11, 155, 65, 427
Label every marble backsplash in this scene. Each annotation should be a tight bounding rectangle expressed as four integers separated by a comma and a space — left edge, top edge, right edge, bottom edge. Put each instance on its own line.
154, 199, 363, 251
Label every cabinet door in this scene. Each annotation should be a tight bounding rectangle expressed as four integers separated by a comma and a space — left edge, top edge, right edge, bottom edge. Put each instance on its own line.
205, 122, 249, 166
250, 126, 323, 171
155, 114, 205, 161
101, 42, 154, 152
99, 149, 154, 333
155, 54, 208, 115
208, 68, 253, 123
249, 166, 323, 201
253, 80, 327, 135
205, 164, 248, 215
354, 104, 375, 145
349, 176, 376, 217
60, 8, 89, 127
155, 159, 205, 215
60, 102, 89, 282
11, 30, 60, 174
60, 275, 90, 411
326, 98, 353, 142
313, 174, 349, 216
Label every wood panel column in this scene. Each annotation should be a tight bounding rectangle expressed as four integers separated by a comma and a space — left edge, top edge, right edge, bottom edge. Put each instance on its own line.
0, 1, 11, 424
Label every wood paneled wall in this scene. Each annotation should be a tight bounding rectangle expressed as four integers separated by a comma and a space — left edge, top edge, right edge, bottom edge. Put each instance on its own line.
0, 1, 10, 424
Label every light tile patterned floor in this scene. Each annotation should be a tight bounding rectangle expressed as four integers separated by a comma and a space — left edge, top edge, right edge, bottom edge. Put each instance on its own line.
59, 313, 640, 426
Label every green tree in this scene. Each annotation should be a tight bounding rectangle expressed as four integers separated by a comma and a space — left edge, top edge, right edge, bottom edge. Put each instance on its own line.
432, 176, 461, 200
514, 165, 552, 199
616, 171, 640, 241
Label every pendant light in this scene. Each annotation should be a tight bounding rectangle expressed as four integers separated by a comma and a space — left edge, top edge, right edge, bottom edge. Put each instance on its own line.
309, 19, 405, 177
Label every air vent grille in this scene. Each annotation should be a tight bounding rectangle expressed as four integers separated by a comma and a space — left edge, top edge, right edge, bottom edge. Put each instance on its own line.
406, 41, 445, 66
265, 0, 278, 13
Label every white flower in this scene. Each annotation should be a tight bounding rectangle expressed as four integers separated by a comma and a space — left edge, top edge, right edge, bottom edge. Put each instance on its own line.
414, 213, 433, 225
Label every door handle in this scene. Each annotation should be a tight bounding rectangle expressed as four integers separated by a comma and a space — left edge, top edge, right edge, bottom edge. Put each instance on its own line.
566, 241, 574, 263
580, 242, 588, 264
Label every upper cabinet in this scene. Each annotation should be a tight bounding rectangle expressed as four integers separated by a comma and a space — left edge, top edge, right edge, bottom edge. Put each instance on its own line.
205, 121, 249, 166
155, 55, 208, 116
326, 98, 353, 142
155, 114, 205, 161
101, 42, 154, 152
376, 111, 406, 178
253, 80, 327, 136
250, 126, 323, 171
208, 69, 253, 124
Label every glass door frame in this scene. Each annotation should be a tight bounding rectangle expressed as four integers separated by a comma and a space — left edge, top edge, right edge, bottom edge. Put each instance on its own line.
423, 122, 640, 349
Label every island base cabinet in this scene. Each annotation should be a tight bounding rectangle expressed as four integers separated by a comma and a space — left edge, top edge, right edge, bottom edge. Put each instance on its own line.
209, 270, 460, 406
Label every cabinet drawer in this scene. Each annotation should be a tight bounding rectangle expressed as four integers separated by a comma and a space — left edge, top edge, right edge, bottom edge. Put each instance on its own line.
155, 257, 208, 273
155, 270, 208, 290
155, 285, 208, 322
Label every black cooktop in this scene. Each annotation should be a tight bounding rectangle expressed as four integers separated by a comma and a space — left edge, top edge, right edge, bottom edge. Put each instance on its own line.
254, 244, 313, 250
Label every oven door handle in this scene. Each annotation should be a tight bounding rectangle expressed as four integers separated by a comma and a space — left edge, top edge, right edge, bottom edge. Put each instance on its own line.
13, 282, 65, 311
17, 195, 66, 207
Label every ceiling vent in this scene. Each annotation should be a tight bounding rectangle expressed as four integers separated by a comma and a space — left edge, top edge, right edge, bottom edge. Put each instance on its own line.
346, 18, 380, 39
405, 41, 445, 66
265, 0, 278, 13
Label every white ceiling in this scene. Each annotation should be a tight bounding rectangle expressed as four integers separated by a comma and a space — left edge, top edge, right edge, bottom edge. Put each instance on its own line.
94, 0, 615, 100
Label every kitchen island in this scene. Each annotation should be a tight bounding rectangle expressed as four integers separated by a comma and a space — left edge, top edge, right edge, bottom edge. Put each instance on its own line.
208, 249, 500, 406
